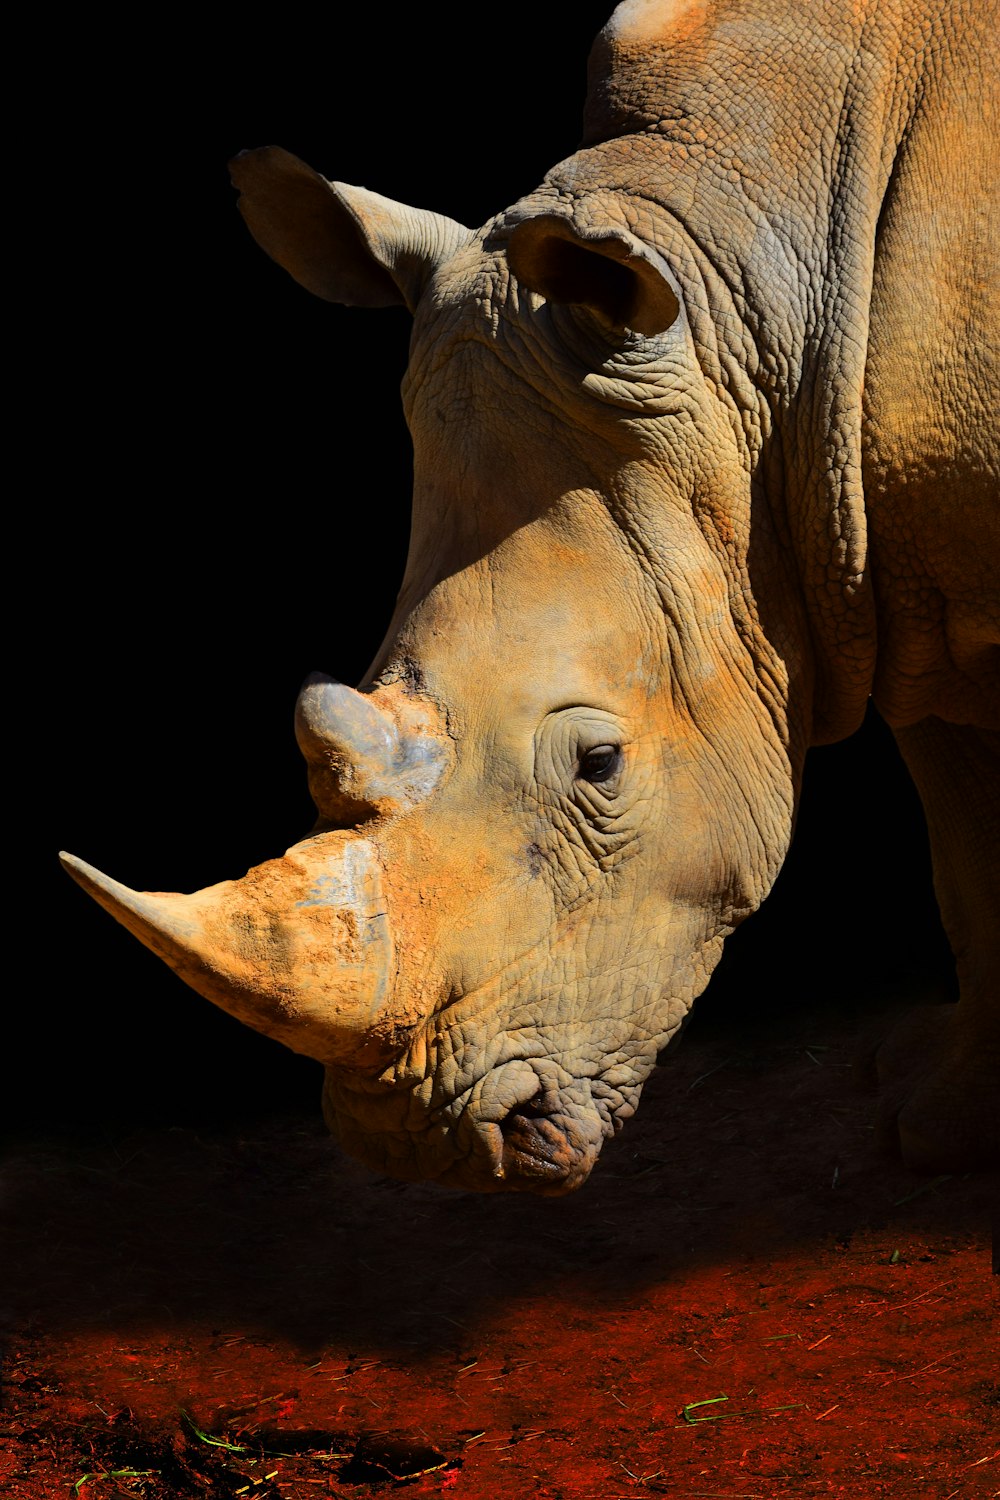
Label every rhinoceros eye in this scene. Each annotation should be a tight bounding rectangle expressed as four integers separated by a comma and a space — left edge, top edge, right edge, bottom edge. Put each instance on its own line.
577, 744, 622, 784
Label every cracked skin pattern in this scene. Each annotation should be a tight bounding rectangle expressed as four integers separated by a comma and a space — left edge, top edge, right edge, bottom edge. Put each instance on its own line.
67, 0, 997, 1188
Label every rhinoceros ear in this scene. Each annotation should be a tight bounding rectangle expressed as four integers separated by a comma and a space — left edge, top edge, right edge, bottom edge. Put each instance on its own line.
230, 146, 473, 313
507, 212, 680, 336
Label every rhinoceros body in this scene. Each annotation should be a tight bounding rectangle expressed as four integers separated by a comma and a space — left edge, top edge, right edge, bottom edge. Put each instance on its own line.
64, 0, 998, 1189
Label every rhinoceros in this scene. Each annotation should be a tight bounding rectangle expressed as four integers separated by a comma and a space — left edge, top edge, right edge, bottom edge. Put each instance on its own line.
63, 0, 998, 1191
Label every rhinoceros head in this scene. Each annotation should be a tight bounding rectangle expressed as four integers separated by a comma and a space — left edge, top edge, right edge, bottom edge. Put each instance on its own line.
63, 144, 804, 1193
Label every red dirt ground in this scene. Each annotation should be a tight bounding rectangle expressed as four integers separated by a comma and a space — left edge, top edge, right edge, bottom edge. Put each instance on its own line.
3, 996, 996, 1500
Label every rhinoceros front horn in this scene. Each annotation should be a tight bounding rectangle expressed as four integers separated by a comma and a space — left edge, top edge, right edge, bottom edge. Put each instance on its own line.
59, 833, 395, 1066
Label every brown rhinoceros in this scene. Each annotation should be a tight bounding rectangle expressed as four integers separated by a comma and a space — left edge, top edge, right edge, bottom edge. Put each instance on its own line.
62, 0, 998, 1190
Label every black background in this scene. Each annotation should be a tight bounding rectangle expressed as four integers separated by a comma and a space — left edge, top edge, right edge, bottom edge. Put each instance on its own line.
28, 9, 949, 1135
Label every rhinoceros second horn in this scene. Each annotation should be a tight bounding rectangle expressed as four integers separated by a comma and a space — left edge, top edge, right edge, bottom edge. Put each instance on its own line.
296, 673, 399, 765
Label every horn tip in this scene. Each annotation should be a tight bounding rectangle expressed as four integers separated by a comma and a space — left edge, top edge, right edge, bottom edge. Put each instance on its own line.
59, 850, 104, 886
60, 852, 200, 951
60, 850, 135, 906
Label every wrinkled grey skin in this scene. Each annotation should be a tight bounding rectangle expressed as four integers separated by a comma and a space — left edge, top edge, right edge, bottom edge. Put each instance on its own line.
64, 0, 998, 1190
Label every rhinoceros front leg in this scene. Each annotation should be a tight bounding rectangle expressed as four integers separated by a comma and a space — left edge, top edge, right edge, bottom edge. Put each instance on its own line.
875, 718, 999, 1171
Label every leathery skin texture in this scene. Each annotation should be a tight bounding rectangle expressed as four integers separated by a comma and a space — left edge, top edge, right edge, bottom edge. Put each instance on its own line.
62, 0, 997, 1189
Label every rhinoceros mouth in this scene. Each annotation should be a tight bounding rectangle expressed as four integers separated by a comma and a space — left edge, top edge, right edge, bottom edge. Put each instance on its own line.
497, 1101, 602, 1195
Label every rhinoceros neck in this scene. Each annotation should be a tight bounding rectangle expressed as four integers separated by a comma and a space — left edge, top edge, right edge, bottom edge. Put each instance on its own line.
571, 0, 936, 745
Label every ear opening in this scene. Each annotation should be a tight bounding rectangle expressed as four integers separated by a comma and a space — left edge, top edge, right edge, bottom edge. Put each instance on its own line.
507, 213, 680, 336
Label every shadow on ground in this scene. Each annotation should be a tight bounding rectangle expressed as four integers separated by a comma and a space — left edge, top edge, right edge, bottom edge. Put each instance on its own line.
6, 991, 992, 1359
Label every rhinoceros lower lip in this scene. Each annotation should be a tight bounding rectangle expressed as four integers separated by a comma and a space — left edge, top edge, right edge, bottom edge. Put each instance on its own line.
498, 1108, 595, 1193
